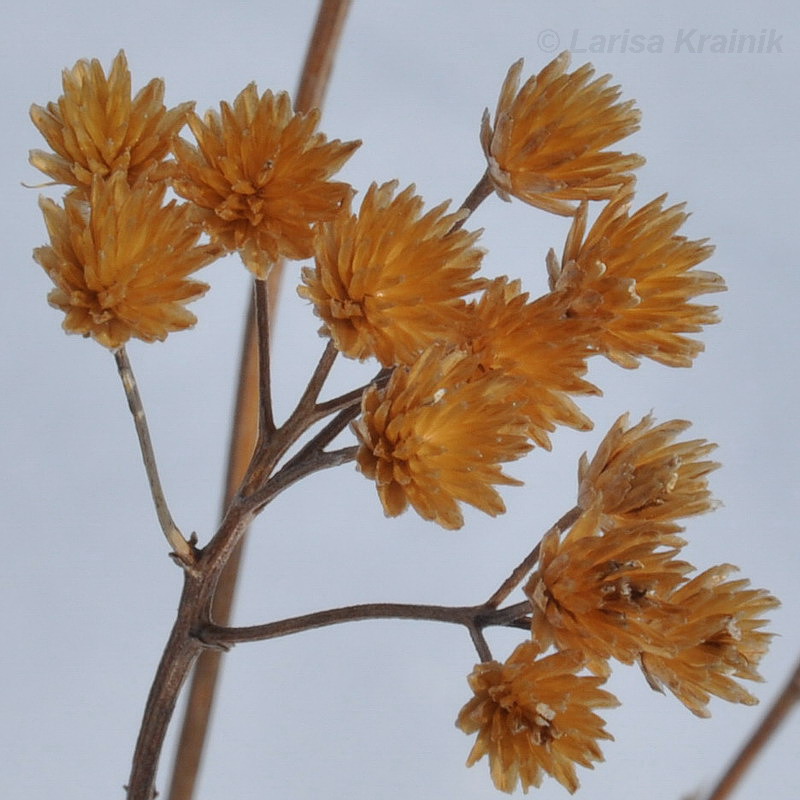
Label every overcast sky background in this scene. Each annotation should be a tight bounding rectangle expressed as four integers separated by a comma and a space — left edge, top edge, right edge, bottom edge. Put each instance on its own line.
2, 2, 799, 799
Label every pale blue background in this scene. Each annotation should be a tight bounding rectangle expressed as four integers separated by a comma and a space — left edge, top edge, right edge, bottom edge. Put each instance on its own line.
2, 2, 798, 798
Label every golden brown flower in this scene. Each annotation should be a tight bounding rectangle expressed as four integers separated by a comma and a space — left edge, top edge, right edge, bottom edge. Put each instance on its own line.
480, 53, 644, 215
172, 83, 359, 277
456, 640, 619, 794
640, 565, 780, 717
33, 172, 219, 348
353, 344, 531, 529
460, 277, 601, 449
578, 413, 720, 526
299, 181, 485, 367
29, 51, 192, 192
551, 189, 726, 367
526, 504, 693, 675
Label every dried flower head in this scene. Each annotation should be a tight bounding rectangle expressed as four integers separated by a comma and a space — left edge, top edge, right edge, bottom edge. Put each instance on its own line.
481, 53, 644, 215
299, 181, 485, 367
551, 190, 726, 367
460, 277, 600, 449
29, 51, 192, 192
33, 172, 218, 348
640, 565, 780, 717
353, 344, 531, 529
172, 83, 359, 277
578, 413, 720, 526
456, 641, 619, 794
526, 504, 693, 675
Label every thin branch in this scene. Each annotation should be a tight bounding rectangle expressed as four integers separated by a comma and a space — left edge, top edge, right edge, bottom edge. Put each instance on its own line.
199, 599, 532, 648
450, 169, 494, 232
314, 366, 391, 418
246, 445, 359, 516
294, 338, 339, 413
485, 504, 582, 608
704, 653, 800, 800
114, 346, 195, 567
468, 626, 493, 663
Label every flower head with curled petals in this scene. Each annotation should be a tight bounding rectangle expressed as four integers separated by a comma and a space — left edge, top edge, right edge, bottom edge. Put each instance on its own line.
640, 565, 780, 717
456, 640, 619, 794
300, 181, 485, 367
550, 189, 726, 367
353, 344, 531, 529
578, 413, 720, 526
460, 277, 601, 449
29, 51, 192, 192
525, 504, 693, 675
481, 53, 644, 215
172, 84, 359, 277
33, 172, 218, 348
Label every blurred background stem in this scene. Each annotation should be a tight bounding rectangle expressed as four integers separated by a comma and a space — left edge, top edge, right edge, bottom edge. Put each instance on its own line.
165, 3, 354, 798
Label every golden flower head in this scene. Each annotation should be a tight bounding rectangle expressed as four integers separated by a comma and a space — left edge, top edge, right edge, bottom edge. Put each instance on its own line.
640, 564, 780, 717
299, 181, 485, 367
551, 189, 726, 367
172, 83, 359, 277
353, 344, 531, 530
456, 640, 619, 794
33, 172, 218, 348
460, 277, 600, 449
29, 51, 192, 192
578, 413, 720, 526
480, 53, 644, 215
526, 504, 693, 675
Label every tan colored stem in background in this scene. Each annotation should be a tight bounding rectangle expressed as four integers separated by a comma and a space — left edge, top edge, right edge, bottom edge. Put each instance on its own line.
704, 654, 800, 800
166, 3, 353, 799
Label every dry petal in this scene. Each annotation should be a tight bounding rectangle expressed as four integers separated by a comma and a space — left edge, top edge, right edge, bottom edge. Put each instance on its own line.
481, 54, 644, 214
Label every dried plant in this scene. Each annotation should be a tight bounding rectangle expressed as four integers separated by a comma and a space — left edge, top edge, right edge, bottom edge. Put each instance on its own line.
27, 5, 794, 799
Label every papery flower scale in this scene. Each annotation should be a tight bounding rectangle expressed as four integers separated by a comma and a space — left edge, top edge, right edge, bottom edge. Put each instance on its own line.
300, 181, 485, 367
481, 53, 644, 215
456, 640, 619, 794
640, 565, 779, 717
551, 189, 725, 367
33, 172, 218, 348
172, 83, 359, 277
29, 51, 192, 192
353, 344, 530, 529
578, 412, 720, 526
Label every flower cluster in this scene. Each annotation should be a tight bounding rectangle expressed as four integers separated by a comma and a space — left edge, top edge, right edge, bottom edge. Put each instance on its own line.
30, 52, 358, 345
300, 52, 724, 526
30, 52, 217, 348
524, 414, 778, 716
459, 414, 777, 793
30, 50, 778, 797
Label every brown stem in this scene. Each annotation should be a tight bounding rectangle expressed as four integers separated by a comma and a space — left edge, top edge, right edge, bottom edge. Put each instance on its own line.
114, 346, 195, 567
164, 4, 354, 799
450, 169, 494, 231
485, 504, 582, 608
246, 446, 359, 515
199, 599, 532, 651
126, 577, 205, 800
704, 653, 800, 800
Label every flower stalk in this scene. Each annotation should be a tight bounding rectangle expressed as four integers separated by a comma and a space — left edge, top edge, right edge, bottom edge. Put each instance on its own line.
114, 346, 195, 567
